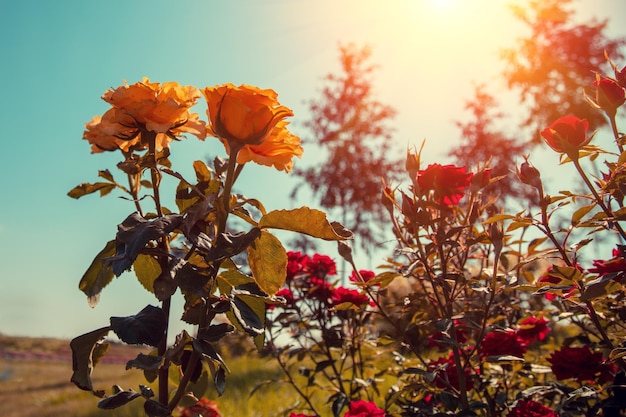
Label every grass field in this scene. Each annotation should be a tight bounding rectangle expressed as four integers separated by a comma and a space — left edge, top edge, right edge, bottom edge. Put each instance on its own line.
0, 334, 309, 417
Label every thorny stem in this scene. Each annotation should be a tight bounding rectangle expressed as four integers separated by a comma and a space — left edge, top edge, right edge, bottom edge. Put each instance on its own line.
169, 150, 242, 410
127, 173, 144, 217
609, 114, 624, 154
267, 324, 320, 415
143, 131, 172, 406
572, 157, 626, 241
536, 189, 616, 351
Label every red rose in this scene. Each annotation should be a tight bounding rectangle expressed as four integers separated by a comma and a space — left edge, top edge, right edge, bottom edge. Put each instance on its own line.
506, 400, 558, 417
180, 398, 222, 417
349, 269, 377, 285
540, 115, 590, 156
516, 317, 550, 343
417, 163, 473, 205
480, 330, 527, 358
331, 287, 371, 307
286, 251, 309, 282
588, 255, 626, 282
547, 345, 616, 383
304, 254, 337, 277
343, 400, 385, 417
594, 77, 625, 115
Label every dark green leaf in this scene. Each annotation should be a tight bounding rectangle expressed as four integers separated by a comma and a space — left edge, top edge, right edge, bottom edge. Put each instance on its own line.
230, 296, 264, 337
70, 327, 111, 393
105, 213, 183, 276
125, 353, 163, 371
79, 240, 116, 307
110, 305, 166, 347
97, 388, 140, 409
206, 228, 261, 262
198, 323, 235, 342
144, 399, 171, 417
214, 366, 226, 396
192, 338, 227, 369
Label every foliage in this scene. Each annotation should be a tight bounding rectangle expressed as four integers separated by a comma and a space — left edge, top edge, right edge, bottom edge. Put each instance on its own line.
291, 43, 401, 253
450, 85, 532, 204
68, 79, 351, 416
263, 54, 626, 416
501, 0, 625, 136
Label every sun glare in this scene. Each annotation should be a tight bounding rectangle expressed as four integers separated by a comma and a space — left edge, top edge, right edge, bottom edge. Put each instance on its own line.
429, 0, 456, 9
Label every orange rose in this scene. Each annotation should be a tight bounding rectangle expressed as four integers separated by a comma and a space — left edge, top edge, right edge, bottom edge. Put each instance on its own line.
84, 78, 206, 153
233, 122, 303, 172
202, 84, 294, 148
83, 108, 140, 154
103, 78, 205, 135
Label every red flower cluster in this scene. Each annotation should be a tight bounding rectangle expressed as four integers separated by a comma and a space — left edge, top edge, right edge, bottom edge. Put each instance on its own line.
331, 287, 371, 307
506, 400, 558, 417
305, 254, 337, 277
287, 251, 309, 282
278, 252, 373, 310
547, 345, 616, 383
343, 400, 385, 417
417, 163, 473, 205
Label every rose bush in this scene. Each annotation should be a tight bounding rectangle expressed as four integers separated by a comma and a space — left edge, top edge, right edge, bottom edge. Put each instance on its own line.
71, 54, 626, 417
261, 53, 626, 417
69, 79, 351, 416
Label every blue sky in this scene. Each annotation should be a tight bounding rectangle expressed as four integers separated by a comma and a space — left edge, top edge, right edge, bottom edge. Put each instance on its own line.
1, 0, 624, 339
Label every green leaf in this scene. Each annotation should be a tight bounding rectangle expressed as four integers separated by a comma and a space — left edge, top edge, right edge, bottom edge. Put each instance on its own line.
259, 207, 353, 241
230, 296, 265, 337
106, 213, 183, 276
97, 387, 141, 409
79, 240, 117, 307
110, 305, 166, 347
248, 230, 287, 295
143, 399, 171, 417
571, 203, 596, 226
70, 326, 111, 393
206, 228, 261, 262
133, 254, 161, 294
68, 182, 116, 199
125, 353, 163, 371
193, 160, 213, 183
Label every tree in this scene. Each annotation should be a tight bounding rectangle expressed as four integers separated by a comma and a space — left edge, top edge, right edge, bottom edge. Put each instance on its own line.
291, 43, 400, 253
450, 84, 533, 204
501, 0, 625, 138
